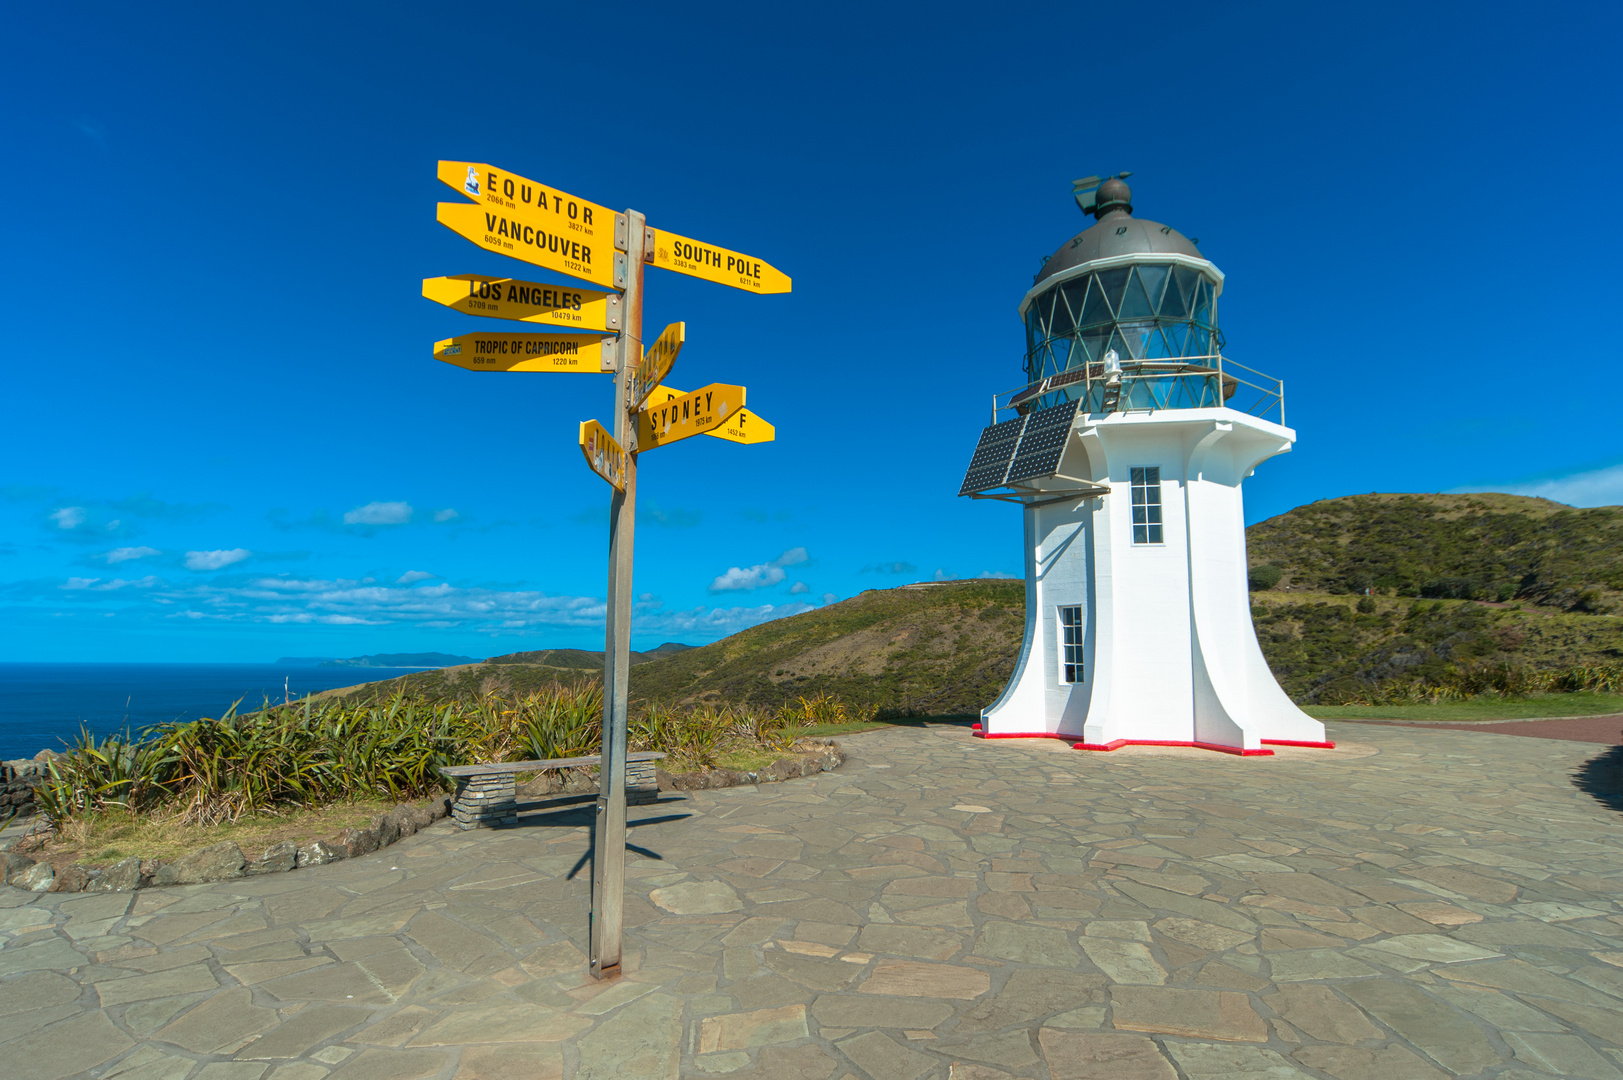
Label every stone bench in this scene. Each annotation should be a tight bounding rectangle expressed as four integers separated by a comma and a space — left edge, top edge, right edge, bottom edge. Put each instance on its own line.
439, 752, 666, 830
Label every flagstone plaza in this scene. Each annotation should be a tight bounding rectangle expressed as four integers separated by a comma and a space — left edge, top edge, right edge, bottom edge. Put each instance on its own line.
2, 722, 1620, 1080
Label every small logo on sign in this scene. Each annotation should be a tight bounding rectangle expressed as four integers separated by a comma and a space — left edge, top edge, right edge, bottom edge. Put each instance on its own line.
444, 344, 462, 355
464, 166, 480, 197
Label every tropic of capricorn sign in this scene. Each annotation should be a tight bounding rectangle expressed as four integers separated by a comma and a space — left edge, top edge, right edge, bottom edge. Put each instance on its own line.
424, 159, 786, 980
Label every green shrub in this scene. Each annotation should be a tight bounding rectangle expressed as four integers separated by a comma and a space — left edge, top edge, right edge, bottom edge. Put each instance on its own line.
1249, 564, 1283, 591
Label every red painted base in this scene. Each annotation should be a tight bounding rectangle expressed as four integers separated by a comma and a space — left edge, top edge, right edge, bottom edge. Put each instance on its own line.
971, 723, 1336, 755
1072, 739, 1274, 756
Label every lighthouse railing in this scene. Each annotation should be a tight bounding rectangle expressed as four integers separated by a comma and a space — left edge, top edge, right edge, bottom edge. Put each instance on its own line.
994, 354, 1284, 425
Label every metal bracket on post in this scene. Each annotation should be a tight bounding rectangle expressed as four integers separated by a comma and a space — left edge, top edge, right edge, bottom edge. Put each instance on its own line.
605, 293, 622, 331
614, 213, 629, 253
590, 208, 646, 982
644, 226, 656, 263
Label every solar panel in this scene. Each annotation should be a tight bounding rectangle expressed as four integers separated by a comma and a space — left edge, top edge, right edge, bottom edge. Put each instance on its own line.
958, 414, 1026, 496
958, 400, 1081, 496
1006, 400, 1080, 484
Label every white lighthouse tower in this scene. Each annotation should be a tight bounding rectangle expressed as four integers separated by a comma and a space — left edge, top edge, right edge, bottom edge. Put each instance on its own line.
961, 176, 1330, 755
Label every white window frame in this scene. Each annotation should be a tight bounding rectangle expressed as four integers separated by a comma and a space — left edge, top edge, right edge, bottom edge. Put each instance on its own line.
1057, 605, 1084, 684
1130, 466, 1164, 545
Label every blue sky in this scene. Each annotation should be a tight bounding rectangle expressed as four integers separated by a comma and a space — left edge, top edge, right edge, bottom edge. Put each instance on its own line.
4, 1, 1620, 663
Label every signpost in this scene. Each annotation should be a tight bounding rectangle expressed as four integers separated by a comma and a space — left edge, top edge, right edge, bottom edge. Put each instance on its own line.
648, 386, 777, 445
433, 332, 616, 373
422, 275, 620, 332
579, 420, 626, 491
636, 383, 746, 450
628, 321, 685, 410
423, 159, 787, 980
649, 228, 792, 294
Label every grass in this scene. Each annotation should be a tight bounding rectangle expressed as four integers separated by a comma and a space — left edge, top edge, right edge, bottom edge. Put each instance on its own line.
19, 797, 415, 869
1307, 692, 1623, 722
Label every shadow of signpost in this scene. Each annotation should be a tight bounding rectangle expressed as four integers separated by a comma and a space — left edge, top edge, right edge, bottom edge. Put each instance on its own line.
1573, 742, 1623, 812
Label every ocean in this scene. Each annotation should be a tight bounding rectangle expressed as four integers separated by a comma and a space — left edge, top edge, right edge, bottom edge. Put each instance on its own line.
0, 663, 431, 763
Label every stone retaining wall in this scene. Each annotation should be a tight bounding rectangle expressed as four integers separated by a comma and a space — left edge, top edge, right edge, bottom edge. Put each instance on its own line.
2, 796, 452, 894
0, 757, 50, 821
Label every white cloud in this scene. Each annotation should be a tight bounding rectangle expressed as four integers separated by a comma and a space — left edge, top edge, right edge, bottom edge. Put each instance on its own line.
933, 569, 951, 581
789, 581, 809, 594
344, 501, 413, 526
433, 508, 459, 523
185, 548, 251, 571
105, 546, 161, 564
51, 507, 86, 529
61, 576, 157, 592
709, 547, 812, 592
1450, 462, 1623, 508
978, 569, 1018, 579
397, 570, 436, 585
822, 593, 838, 605
711, 564, 786, 591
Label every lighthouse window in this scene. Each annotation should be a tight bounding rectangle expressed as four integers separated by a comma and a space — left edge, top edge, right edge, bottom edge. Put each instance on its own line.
1131, 467, 1163, 544
1058, 606, 1084, 683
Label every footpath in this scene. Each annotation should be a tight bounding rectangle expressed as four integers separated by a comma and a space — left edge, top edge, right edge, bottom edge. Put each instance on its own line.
1, 721, 1620, 1080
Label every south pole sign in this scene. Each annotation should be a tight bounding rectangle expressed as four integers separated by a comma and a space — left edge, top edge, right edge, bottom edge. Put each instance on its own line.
422, 159, 784, 981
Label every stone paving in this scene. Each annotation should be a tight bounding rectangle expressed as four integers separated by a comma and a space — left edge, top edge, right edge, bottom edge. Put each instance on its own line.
2, 720, 1621, 1080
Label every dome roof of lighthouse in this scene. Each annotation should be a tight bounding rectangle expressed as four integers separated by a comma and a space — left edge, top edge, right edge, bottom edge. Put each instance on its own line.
1035, 178, 1202, 288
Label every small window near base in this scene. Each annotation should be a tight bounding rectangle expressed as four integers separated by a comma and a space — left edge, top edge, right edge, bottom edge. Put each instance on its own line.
1058, 605, 1084, 684
1131, 466, 1163, 544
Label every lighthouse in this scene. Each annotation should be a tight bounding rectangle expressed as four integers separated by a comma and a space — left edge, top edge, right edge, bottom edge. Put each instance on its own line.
960, 176, 1330, 755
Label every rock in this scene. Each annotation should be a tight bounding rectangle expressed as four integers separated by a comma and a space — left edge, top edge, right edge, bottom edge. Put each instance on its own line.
425, 796, 451, 821
296, 840, 343, 867
248, 840, 298, 876
766, 757, 803, 781
372, 814, 401, 848
407, 803, 435, 830
332, 825, 380, 859
3, 851, 35, 884
655, 768, 676, 792
50, 864, 94, 893
16, 860, 55, 891
152, 842, 247, 886
139, 859, 162, 882
89, 857, 148, 892
382, 805, 418, 839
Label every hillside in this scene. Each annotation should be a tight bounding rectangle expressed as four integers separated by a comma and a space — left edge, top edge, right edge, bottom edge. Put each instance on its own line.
1246, 493, 1623, 612
330, 493, 1622, 711
335, 583, 1023, 715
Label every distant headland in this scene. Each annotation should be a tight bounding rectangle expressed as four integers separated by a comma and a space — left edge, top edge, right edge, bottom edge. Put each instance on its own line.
275, 653, 483, 669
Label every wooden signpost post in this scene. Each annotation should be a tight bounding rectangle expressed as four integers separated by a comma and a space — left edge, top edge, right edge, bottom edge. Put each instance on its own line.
424, 160, 786, 979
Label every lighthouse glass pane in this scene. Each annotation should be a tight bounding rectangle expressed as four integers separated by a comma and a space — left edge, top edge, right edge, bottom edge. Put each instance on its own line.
1058, 606, 1085, 684
1078, 275, 1112, 328
1131, 467, 1163, 544
1138, 264, 1169, 312
1097, 268, 1130, 315
1118, 273, 1155, 319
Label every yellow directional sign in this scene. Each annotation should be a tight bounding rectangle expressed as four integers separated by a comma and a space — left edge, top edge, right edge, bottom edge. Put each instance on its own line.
434, 332, 615, 373
422, 275, 619, 332
706, 407, 775, 444
438, 202, 618, 289
647, 386, 774, 445
649, 228, 791, 295
636, 383, 745, 450
628, 322, 684, 409
579, 420, 626, 491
